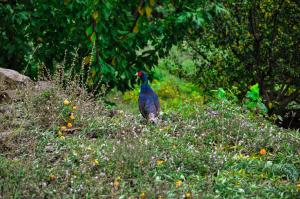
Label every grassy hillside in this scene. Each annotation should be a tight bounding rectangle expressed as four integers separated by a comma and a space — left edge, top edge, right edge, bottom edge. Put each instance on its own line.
1, 75, 300, 198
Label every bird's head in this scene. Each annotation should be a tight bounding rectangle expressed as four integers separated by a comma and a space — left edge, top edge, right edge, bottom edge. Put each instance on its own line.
137, 71, 148, 83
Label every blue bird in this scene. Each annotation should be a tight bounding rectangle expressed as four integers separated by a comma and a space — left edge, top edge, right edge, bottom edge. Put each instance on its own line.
137, 71, 160, 123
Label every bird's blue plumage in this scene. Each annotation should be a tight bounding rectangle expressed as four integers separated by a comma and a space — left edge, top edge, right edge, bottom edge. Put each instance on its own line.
138, 71, 160, 121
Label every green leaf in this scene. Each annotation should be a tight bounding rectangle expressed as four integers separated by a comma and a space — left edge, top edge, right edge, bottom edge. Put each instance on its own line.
90, 32, 96, 43
176, 12, 191, 24
257, 102, 268, 113
85, 26, 93, 37
245, 101, 257, 109
215, 88, 226, 100
246, 84, 260, 101
250, 83, 259, 93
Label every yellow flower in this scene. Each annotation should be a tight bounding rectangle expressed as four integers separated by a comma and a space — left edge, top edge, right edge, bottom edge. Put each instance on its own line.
67, 122, 72, 128
60, 136, 65, 140
70, 113, 75, 120
184, 192, 191, 199
157, 196, 163, 199
114, 178, 120, 189
60, 126, 67, 131
140, 192, 146, 199
94, 159, 99, 166
72, 106, 77, 110
156, 159, 165, 166
87, 146, 92, 151
297, 183, 300, 190
64, 99, 70, 106
57, 131, 63, 136
175, 180, 182, 188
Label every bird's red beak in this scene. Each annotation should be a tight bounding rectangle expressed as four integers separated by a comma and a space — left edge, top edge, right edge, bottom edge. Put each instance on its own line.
137, 71, 142, 77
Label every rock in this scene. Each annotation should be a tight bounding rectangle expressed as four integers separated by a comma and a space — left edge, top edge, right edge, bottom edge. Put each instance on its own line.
0, 68, 32, 90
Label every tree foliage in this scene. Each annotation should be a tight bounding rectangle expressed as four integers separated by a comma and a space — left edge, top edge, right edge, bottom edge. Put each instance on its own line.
184, 0, 300, 115
0, 0, 222, 91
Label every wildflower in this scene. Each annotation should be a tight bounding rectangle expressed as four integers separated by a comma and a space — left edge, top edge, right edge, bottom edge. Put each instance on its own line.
94, 159, 99, 166
49, 174, 56, 181
259, 148, 267, 155
57, 131, 63, 136
72, 106, 77, 110
184, 192, 191, 199
70, 113, 75, 120
61, 126, 67, 131
64, 99, 70, 106
67, 122, 72, 128
114, 177, 121, 189
140, 192, 146, 199
60, 136, 65, 140
297, 183, 300, 191
156, 159, 165, 166
157, 196, 163, 199
176, 180, 183, 188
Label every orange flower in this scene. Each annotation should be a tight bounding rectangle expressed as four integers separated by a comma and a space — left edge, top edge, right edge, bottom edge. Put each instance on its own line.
67, 122, 72, 128
260, 148, 267, 155
49, 174, 56, 181
114, 177, 121, 189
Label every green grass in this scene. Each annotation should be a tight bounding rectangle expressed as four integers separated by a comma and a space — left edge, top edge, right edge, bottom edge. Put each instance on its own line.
1, 80, 300, 198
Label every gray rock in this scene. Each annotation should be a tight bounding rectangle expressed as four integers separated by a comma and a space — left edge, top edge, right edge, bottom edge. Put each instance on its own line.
0, 68, 32, 90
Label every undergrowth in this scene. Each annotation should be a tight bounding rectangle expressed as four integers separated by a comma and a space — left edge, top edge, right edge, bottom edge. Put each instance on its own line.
1, 56, 300, 198
1, 76, 300, 198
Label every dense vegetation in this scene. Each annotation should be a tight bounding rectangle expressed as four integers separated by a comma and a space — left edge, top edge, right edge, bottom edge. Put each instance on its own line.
0, 0, 223, 90
185, 0, 300, 119
1, 74, 300, 198
1, 0, 299, 125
